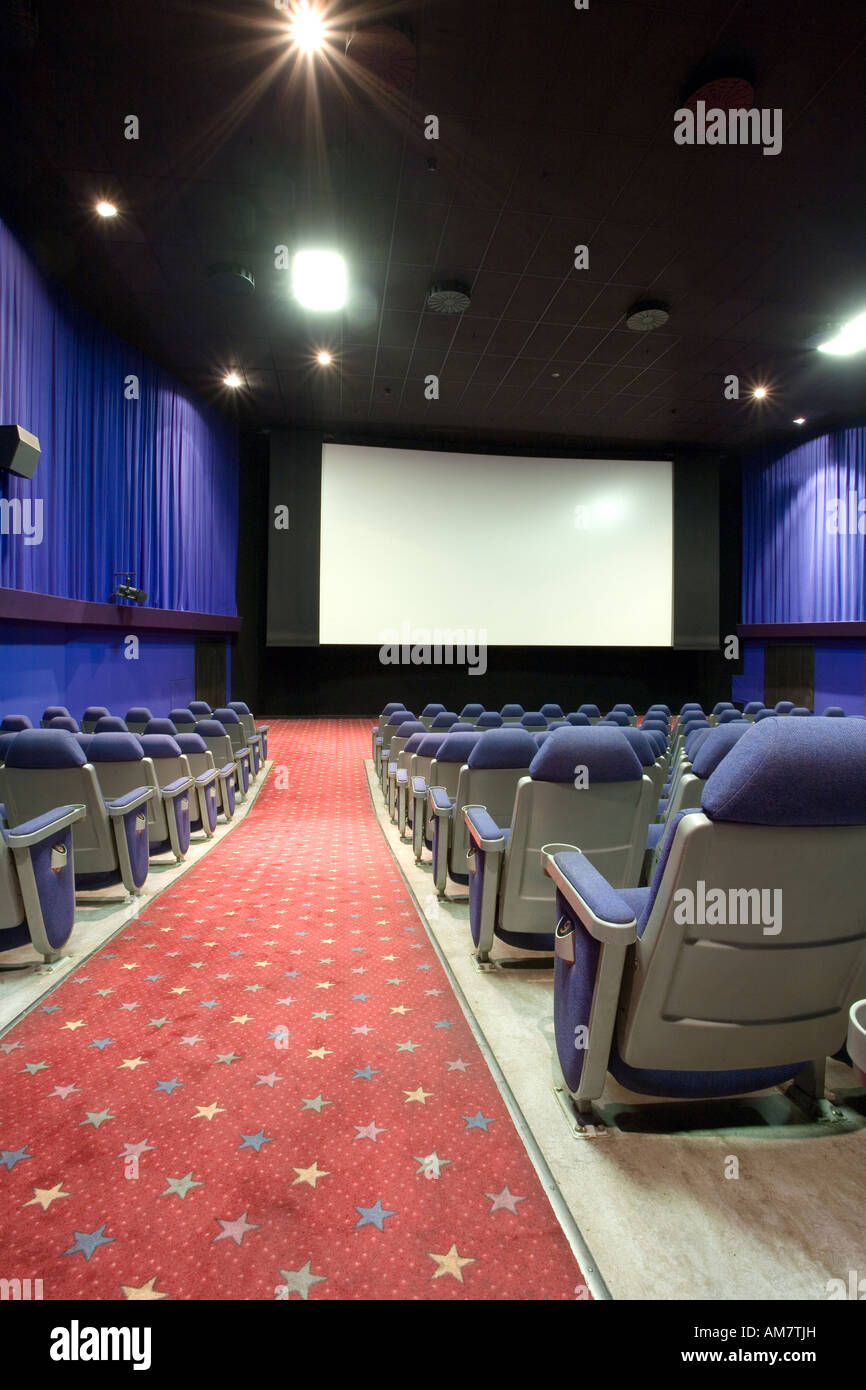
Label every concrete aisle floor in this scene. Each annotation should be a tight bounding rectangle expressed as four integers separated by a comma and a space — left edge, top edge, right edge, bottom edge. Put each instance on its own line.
366, 760, 866, 1302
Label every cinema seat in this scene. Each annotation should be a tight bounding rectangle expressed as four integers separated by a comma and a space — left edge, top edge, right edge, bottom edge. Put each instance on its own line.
1, 730, 153, 895
520, 711, 547, 731
542, 716, 866, 1118
137, 734, 195, 859
169, 708, 197, 734
81, 706, 110, 734
717, 709, 744, 724
189, 701, 213, 721
94, 715, 128, 733
419, 703, 445, 730
425, 731, 483, 883
372, 703, 406, 754
374, 710, 417, 778
459, 703, 485, 723
191, 721, 238, 819
565, 712, 591, 726
577, 704, 601, 723
790, 706, 812, 716
774, 701, 795, 715
174, 733, 221, 836
742, 702, 764, 720
40, 706, 71, 728
229, 701, 268, 763
125, 707, 154, 734
211, 709, 253, 795
143, 718, 178, 736
385, 720, 426, 809
644, 721, 752, 880
618, 727, 665, 801
394, 732, 428, 836
476, 712, 504, 729
755, 709, 778, 722
602, 710, 630, 727
0, 801, 86, 963
48, 716, 80, 732
463, 727, 654, 962
823, 707, 845, 718
1, 715, 32, 733
541, 704, 565, 720
499, 704, 525, 725
429, 728, 537, 899
408, 732, 450, 859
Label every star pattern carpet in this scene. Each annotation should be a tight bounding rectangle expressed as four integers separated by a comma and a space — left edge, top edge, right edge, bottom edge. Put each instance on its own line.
0, 719, 587, 1300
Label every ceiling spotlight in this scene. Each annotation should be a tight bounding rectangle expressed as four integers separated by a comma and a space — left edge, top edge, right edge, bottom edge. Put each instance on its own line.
625, 299, 670, 332
95, 201, 118, 218
223, 372, 243, 388
292, 250, 347, 311
753, 386, 768, 399
316, 350, 333, 366
793, 417, 806, 425
287, 3, 327, 53
816, 311, 866, 356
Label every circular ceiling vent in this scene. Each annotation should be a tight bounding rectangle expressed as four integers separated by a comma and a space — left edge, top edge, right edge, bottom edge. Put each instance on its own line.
685, 76, 755, 111
345, 23, 417, 91
207, 263, 255, 297
625, 300, 670, 332
427, 280, 471, 315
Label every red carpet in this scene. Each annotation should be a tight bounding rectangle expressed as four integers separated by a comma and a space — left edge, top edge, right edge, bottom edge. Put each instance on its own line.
0, 719, 587, 1300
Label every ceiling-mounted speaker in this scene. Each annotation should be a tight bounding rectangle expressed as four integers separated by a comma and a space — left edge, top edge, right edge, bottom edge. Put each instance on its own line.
0, 425, 41, 479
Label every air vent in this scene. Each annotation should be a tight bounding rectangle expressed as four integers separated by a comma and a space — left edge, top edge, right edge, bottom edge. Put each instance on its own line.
625, 300, 670, 332
207, 263, 255, 297
427, 281, 471, 315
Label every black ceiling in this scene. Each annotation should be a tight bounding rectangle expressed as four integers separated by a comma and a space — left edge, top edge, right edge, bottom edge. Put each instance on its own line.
2, 0, 866, 452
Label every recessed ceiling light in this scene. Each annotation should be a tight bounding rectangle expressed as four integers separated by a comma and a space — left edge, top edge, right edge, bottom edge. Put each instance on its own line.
816, 311, 866, 356
753, 386, 768, 399
223, 372, 243, 388
793, 417, 806, 425
95, 201, 117, 218
625, 299, 670, 331
288, 3, 327, 53
316, 350, 333, 366
292, 250, 347, 311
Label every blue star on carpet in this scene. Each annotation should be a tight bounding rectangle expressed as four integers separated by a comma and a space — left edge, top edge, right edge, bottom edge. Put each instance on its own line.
63, 1224, 115, 1261
354, 1200, 397, 1231
463, 1110, 496, 1131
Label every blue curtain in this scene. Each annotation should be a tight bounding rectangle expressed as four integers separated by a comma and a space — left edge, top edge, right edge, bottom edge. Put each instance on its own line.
0, 215, 237, 614
742, 428, 866, 623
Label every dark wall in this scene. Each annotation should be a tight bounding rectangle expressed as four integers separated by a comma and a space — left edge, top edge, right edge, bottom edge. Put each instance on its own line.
231, 430, 269, 709
238, 431, 743, 717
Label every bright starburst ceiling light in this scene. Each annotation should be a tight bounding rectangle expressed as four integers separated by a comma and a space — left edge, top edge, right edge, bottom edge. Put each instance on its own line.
95, 200, 118, 218
816, 311, 866, 356
293, 250, 347, 311
223, 372, 243, 388
287, 2, 327, 53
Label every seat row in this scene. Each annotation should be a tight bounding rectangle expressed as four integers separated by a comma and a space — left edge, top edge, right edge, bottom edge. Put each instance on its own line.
0, 699, 269, 967
370, 700, 866, 1121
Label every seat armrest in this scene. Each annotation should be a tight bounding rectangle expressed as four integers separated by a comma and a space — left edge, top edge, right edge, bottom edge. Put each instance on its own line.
412, 776, 427, 797
6, 804, 86, 848
193, 768, 218, 787
542, 848, 638, 945
463, 805, 505, 851
105, 786, 156, 816
428, 786, 454, 815
218, 763, 235, 779
234, 747, 250, 764
160, 776, 194, 798
395, 768, 409, 786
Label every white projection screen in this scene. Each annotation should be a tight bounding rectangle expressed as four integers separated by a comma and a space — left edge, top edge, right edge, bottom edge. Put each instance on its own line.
319, 444, 673, 646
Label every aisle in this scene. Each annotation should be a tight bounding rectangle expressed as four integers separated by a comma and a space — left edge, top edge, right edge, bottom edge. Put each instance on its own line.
0, 719, 587, 1300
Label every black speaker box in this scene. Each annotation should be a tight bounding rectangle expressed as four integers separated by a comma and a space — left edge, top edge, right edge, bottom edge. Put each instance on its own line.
0, 425, 41, 480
